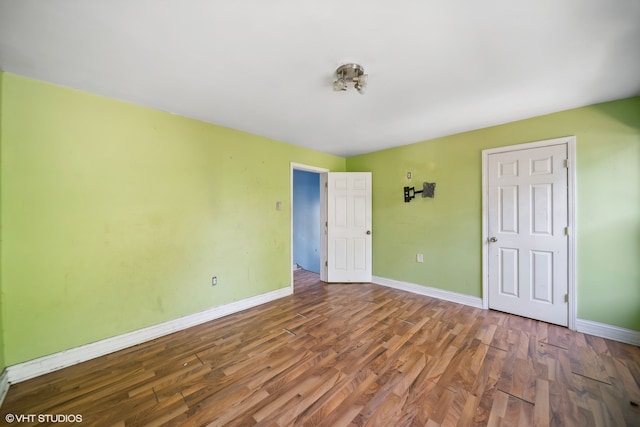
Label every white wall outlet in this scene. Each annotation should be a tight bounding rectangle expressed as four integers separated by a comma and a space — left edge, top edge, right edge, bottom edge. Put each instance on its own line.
417, 253, 424, 263
407, 171, 412, 179
212, 276, 217, 286
276, 201, 282, 211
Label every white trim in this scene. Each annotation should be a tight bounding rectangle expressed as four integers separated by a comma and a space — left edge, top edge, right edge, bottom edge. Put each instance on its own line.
481, 136, 577, 329
290, 162, 330, 286
0, 369, 9, 408
566, 138, 577, 331
320, 173, 328, 282
481, 151, 490, 310
576, 319, 640, 346
290, 162, 330, 174
373, 276, 483, 309
6, 287, 291, 384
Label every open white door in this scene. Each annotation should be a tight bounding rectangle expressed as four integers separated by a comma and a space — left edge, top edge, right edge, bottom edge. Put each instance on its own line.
486, 142, 570, 326
321, 172, 372, 283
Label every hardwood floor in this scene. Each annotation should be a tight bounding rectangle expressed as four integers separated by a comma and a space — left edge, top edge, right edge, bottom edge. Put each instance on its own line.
3, 269, 640, 426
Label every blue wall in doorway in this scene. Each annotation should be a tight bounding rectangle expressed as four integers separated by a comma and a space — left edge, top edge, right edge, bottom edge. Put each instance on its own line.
293, 170, 320, 273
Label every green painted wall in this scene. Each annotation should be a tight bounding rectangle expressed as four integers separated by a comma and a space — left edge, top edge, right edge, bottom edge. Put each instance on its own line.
0, 74, 345, 365
347, 97, 640, 331
0, 69, 5, 371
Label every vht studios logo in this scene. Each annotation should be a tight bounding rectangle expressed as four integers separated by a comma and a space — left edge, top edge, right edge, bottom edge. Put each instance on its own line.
5, 413, 83, 423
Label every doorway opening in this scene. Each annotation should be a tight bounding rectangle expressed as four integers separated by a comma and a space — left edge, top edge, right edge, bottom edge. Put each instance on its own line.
293, 169, 321, 273
290, 163, 328, 292
290, 163, 373, 290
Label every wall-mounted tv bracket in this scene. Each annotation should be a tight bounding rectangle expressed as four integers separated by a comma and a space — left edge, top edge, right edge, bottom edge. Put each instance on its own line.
404, 182, 436, 203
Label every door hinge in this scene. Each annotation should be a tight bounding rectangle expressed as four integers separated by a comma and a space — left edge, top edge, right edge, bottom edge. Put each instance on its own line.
564, 226, 570, 236
564, 159, 569, 168
564, 294, 569, 303
325, 261, 328, 267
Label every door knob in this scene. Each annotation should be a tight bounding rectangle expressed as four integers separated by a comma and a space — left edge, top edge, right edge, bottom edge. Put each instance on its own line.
366, 230, 371, 235
489, 237, 498, 243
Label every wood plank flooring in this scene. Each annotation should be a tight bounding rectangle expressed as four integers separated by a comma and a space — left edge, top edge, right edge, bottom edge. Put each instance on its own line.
3, 269, 640, 426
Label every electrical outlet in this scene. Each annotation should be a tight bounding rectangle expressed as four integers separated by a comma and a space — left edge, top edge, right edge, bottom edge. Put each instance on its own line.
417, 253, 424, 263
212, 276, 217, 286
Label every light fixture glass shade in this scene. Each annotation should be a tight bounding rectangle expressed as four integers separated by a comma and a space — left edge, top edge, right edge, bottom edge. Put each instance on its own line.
355, 74, 368, 94
333, 78, 347, 91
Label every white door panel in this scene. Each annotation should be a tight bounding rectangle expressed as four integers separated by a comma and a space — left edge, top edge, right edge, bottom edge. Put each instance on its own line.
488, 144, 569, 326
324, 172, 372, 283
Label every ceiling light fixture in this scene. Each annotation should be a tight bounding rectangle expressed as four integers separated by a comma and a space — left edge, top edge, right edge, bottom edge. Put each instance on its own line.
333, 63, 367, 94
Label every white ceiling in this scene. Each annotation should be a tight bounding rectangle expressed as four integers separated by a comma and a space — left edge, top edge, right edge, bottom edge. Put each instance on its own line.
1, 1, 639, 157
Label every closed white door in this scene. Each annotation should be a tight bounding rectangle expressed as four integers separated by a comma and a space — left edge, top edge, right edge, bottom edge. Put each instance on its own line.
323, 172, 372, 283
487, 143, 569, 326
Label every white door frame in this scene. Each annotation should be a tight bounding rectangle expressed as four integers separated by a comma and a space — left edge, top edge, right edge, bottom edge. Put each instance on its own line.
481, 136, 577, 330
290, 162, 329, 290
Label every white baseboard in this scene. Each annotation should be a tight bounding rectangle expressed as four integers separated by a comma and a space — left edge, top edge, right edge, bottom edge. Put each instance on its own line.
372, 276, 484, 309
576, 318, 640, 346
0, 369, 9, 408
7, 287, 292, 385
